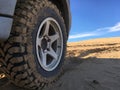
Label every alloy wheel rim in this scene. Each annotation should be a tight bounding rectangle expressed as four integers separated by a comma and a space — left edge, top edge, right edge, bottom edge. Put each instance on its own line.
36, 17, 63, 71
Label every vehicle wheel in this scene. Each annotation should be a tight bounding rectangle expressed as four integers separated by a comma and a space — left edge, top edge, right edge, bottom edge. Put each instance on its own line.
2, 0, 67, 89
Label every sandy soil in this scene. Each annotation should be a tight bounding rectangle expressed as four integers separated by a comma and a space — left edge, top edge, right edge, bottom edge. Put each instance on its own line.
0, 37, 120, 90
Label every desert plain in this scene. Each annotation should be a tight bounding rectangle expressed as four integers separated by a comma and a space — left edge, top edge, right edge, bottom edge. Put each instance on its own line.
0, 37, 120, 90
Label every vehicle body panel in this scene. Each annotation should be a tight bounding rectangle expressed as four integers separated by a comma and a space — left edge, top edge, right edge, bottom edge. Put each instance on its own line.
0, 17, 13, 40
0, 0, 16, 41
0, 0, 17, 15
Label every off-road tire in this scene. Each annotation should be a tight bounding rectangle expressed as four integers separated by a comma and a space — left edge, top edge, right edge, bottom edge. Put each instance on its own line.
1, 0, 67, 89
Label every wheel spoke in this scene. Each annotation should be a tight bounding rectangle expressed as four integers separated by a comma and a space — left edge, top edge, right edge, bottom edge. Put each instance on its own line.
36, 37, 42, 47
48, 48, 58, 60
41, 49, 47, 66
43, 21, 50, 36
49, 33, 59, 43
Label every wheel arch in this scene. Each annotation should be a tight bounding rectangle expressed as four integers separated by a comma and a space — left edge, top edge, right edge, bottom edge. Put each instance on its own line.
48, 0, 71, 37
16, 0, 71, 36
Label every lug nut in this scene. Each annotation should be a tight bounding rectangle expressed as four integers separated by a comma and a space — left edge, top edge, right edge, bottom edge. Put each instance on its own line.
44, 50, 47, 53
47, 38, 50, 41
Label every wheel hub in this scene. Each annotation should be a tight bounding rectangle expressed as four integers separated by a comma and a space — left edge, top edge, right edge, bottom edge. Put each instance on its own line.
41, 36, 50, 51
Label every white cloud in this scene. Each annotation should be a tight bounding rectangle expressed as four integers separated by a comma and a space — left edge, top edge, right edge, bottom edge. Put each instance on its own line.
69, 22, 120, 40
96, 27, 110, 31
69, 33, 97, 39
108, 22, 120, 32
97, 22, 120, 32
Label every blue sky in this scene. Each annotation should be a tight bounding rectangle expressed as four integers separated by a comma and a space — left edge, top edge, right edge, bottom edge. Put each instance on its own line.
68, 0, 120, 42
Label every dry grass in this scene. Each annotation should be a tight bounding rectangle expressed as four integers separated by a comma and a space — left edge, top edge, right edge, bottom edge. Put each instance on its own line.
67, 37, 120, 59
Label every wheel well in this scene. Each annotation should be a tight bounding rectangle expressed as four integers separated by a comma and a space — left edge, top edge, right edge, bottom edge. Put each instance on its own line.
16, 0, 70, 37
49, 0, 70, 36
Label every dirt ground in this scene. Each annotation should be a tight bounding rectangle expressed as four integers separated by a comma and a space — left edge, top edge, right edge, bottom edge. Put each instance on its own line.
0, 37, 120, 90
